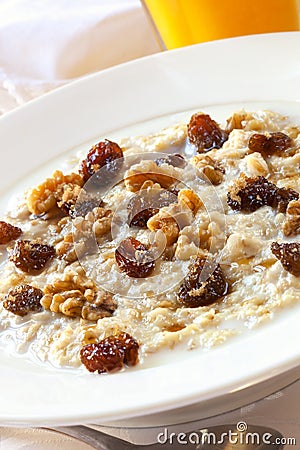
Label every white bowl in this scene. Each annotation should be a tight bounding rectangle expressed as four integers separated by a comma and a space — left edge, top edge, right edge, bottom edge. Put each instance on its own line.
0, 32, 300, 427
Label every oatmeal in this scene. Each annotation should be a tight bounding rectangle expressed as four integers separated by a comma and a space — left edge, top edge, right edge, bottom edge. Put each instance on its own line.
1, 109, 300, 373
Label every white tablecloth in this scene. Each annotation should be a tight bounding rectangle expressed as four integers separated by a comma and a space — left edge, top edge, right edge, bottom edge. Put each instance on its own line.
0, 1, 159, 448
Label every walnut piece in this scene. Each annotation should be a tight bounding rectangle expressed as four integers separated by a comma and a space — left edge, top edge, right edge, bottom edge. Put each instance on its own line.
178, 189, 202, 214
190, 154, 225, 185
124, 160, 178, 192
225, 111, 248, 132
27, 170, 83, 215
56, 233, 78, 263
283, 199, 300, 236
41, 269, 116, 320
73, 207, 112, 236
56, 206, 113, 263
147, 209, 180, 246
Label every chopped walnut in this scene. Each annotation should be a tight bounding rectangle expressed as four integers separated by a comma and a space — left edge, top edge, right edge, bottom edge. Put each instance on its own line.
55, 234, 78, 263
57, 184, 82, 215
175, 234, 200, 260
283, 199, 300, 236
226, 111, 290, 133
124, 160, 178, 192
41, 270, 116, 320
27, 170, 84, 215
57, 207, 112, 262
225, 111, 248, 132
73, 207, 112, 240
178, 189, 202, 214
147, 208, 180, 246
190, 154, 225, 185
58, 186, 104, 218
197, 212, 226, 253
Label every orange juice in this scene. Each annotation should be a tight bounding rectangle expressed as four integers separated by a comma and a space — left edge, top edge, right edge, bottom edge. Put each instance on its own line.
142, 0, 299, 49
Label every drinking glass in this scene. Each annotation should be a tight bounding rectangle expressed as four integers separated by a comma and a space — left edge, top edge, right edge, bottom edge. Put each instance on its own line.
141, 0, 300, 50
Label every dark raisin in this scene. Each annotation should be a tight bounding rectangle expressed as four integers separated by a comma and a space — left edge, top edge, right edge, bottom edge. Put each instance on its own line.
155, 154, 186, 168
128, 206, 157, 228
177, 258, 229, 308
3, 284, 43, 316
114, 332, 139, 366
128, 189, 176, 228
275, 187, 299, 213
80, 140, 123, 183
0, 221, 22, 245
187, 113, 228, 152
115, 237, 155, 278
248, 132, 293, 157
271, 242, 300, 276
227, 176, 278, 212
227, 175, 299, 213
80, 332, 139, 374
10, 240, 55, 274
80, 339, 123, 374
248, 134, 269, 154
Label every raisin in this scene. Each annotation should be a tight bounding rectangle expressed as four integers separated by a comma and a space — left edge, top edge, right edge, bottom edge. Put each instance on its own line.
10, 240, 55, 274
128, 189, 176, 228
271, 242, 300, 276
178, 258, 228, 308
80, 332, 139, 374
227, 175, 299, 213
115, 237, 155, 278
3, 284, 43, 316
155, 153, 186, 168
0, 221, 22, 245
114, 332, 139, 366
248, 132, 293, 157
227, 176, 278, 212
275, 187, 299, 213
270, 132, 293, 155
187, 113, 228, 152
80, 140, 123, 183
128, 205, 157, 228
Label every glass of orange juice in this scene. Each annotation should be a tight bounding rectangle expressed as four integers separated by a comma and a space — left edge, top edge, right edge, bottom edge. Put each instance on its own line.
141, 0, 299, 50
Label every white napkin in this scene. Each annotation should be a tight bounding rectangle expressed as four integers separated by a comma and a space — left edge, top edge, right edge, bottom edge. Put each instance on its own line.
0, 0, 160, 108
0, 0, 160, 80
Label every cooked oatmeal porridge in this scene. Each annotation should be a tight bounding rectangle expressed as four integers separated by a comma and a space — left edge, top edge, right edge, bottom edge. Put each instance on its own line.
1, 109, 300, 374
